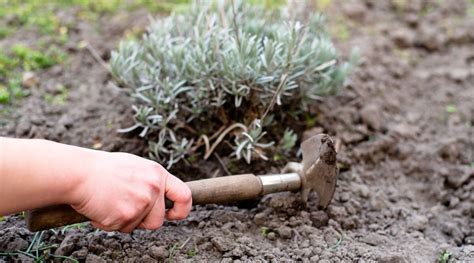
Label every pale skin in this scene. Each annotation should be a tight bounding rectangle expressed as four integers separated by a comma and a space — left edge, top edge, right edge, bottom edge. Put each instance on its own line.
0, 137, 192, 233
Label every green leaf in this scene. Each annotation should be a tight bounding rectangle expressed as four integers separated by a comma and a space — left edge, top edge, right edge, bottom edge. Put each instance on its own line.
446, 105, 457, 114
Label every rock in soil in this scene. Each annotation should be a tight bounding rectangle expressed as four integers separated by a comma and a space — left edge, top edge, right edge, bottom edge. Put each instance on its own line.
277, 225, 292, 239
211, 236, 234, 252
148, 245, 169, 260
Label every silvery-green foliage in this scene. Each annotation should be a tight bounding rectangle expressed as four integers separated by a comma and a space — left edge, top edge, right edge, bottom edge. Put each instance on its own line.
233, 119, 274, 164
111, 1, 356, 168
279, 128, 298, 153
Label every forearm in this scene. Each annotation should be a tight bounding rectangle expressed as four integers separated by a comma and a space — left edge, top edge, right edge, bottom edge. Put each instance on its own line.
0, 138, 86, 215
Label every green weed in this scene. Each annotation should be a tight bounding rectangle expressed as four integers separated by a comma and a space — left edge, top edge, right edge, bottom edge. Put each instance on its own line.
438, 250, 452, 263
0, 1, 60, 35
328, 230, 344, 250
127, 0, 191, 13
304, 112, 318, 127
446, 104, 457, 114
0, 86, 9, 103
50, 222, 87, 235
0, 45, 64, 104
167, 243, 179, 263
260, 227, 273, 237
316, 0, 333, 9
186, 246, 197, 258
278, 128, 297, 153
12, 44, 65, 71
0, 51, 18, 76
0, 75, 24, 104
392, 0, 407, 14
0, 27, 13, 39
331, 21, 350, 40
248, 0, 286, 9
43, 84, 69, 106
0, 230, 78, 262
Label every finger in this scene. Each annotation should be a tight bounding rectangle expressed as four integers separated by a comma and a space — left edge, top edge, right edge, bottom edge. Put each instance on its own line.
119, 216, 146, 233
91, 221, 116, 232
138, 195, 165, 230
119, 200, 155, 233
165, 174, 192, 220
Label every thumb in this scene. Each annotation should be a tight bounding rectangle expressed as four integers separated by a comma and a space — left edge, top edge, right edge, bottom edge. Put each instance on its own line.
165, 174, 192, 220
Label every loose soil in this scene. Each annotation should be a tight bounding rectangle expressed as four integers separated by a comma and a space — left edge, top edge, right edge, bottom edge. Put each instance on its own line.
1, 0, 473, 262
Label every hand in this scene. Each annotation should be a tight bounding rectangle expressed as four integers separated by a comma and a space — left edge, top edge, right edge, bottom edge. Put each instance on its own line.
69, 150, 192, 233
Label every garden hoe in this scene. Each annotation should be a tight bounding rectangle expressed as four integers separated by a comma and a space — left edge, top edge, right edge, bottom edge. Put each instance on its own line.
25, 134, 338, 232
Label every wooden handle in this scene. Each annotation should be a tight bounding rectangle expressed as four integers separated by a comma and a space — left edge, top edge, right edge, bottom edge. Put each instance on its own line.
25, 174, 262, 231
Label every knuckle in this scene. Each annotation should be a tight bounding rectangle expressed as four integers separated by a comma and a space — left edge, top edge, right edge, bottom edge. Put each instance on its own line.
148, 179, 162, 193
118, 209, 136, 222
152, 163, 170, 178
173, 185, 192, 204
182, 186, 192, 202
137, 193, 152, 209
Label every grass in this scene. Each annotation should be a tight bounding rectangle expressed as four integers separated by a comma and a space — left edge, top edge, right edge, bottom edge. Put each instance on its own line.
167, 243, 179, 263
186, 246, 197, 258
0, 45, 64, 104
328, 236, 343, 250
165, 237, 192, 262
12, 44, 65, 71
248, 0, 286, 8
0, 0, 288, 106
0, 230, 78, 262
0, 0, 196, 107
43, 84, 69, 106
328, 230, 344, 250
50, 222, 87, 235
328, 15, 352, 41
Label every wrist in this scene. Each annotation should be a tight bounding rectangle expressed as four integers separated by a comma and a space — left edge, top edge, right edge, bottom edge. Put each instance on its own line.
45, 140, 93, 206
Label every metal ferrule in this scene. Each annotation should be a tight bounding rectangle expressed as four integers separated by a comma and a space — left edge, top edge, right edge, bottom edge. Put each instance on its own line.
258, 173, 301, 195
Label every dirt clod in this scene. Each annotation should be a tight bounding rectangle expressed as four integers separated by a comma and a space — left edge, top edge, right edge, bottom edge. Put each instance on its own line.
277, 225, 292, 239
0, 227, 29, 252
253, 212, 267, 225
378, 254, 408, 263
310, 211, 329, 227
211, 236, 234, 252
55, 234, 81, 256
148, 245, 168, 260
85, 254, 107, 263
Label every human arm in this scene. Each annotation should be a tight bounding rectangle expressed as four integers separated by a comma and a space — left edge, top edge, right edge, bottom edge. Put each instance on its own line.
0, 137, 192, 232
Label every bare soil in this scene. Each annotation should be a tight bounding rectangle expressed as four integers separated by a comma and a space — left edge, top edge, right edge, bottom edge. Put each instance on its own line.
1, 0, 473, 262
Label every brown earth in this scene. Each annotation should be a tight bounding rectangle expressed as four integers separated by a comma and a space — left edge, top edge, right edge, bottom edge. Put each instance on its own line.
1, 0, 473, 262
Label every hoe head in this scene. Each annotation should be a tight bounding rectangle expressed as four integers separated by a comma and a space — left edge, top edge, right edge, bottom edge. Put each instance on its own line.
285, 134, 338, 209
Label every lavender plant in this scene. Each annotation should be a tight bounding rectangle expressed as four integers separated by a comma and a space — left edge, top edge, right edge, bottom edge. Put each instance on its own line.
111, 1, 356, 168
